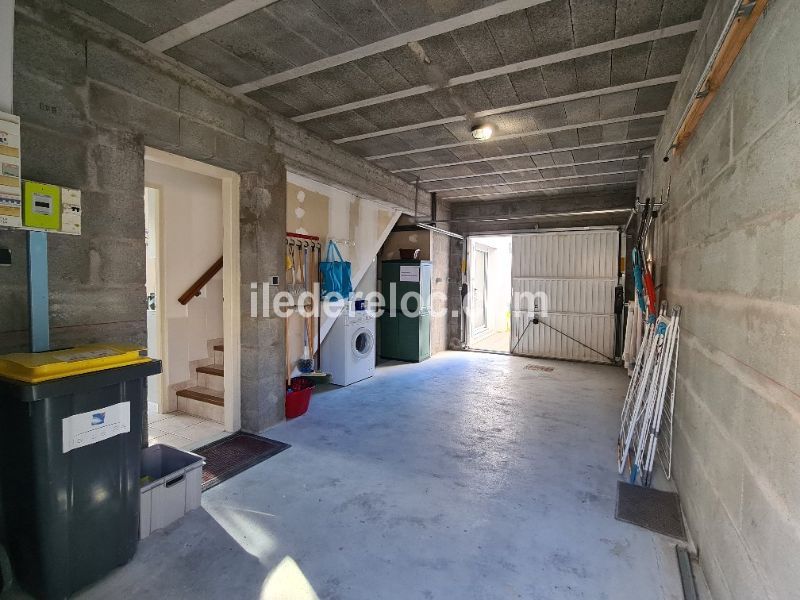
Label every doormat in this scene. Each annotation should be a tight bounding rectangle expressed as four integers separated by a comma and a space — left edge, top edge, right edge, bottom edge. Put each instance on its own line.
524, 364, 555, 372
615, 481, 686, 540
194, 432, 290, 492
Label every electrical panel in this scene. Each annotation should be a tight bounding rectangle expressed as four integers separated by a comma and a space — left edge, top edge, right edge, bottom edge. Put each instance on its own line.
61, 188, 81, 235
0, 113, 82, 236
0, 112, 22, 228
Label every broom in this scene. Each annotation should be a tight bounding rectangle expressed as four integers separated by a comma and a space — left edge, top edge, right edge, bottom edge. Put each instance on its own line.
297, 244, 314, 373
297, 316, 314, 373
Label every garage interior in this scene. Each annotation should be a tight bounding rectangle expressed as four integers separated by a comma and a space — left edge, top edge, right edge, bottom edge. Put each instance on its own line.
0, 0, 797, 598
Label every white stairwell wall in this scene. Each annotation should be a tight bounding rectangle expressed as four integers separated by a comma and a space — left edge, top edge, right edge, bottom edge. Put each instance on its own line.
286, 172, 401, 375
145, 159, 224, 413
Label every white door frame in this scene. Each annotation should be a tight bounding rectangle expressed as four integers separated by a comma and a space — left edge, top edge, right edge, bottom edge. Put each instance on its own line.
471, 245, 489, 336
144, 185, 167, 411
465, 235, 507, 349
144, 147, 242, 432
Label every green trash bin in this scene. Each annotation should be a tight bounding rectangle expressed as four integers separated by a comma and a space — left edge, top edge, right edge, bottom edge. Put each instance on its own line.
0, 344, 161, 599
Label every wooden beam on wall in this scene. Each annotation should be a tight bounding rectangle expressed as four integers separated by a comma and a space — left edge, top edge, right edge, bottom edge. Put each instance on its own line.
674, 0, 769, 154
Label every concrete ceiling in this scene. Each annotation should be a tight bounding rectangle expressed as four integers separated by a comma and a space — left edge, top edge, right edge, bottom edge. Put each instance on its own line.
67, 0, 708, 202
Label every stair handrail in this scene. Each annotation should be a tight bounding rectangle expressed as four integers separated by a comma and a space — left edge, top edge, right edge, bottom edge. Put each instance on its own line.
178, 257, 223, 305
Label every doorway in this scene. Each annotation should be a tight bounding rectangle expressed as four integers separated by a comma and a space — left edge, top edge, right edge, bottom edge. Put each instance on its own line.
466, 235, 512, 353
143, 148, 241, 440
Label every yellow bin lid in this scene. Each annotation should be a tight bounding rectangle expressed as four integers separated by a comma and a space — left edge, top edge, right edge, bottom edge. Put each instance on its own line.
0, 344, 151, 383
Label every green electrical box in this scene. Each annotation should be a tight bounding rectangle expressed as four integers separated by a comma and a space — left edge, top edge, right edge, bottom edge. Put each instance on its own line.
380, 260, 432, 362
22, 180, 61, 230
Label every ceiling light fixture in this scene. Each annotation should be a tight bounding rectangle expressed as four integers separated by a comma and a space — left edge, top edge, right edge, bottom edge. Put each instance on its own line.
470, 124, 494, 140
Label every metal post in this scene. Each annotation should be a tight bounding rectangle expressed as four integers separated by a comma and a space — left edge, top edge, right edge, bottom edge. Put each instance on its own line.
27, 231, 49, 352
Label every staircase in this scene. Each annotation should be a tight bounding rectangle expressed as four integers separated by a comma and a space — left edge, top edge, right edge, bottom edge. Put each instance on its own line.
176, 342, 225, 423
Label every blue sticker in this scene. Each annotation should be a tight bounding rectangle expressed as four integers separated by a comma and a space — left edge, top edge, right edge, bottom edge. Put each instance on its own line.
91, 412, 106, 426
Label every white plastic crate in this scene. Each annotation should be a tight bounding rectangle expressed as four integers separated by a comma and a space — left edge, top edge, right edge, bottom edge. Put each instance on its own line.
140, 444, 204, 539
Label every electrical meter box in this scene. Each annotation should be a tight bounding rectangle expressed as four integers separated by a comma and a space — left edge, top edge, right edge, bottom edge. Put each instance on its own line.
61, 187, 82, 235
22, 180, 61, 230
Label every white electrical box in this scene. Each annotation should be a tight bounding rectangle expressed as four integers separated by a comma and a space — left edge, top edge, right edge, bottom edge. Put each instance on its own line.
61, 187, 81, 235
0, 112, 22, 228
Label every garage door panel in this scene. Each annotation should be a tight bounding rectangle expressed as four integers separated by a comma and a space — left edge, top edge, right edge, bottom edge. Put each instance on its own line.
511, 313, 616, 362
511, 229, 618, 363
512, 230, 617, 279
512, 278, 616, 314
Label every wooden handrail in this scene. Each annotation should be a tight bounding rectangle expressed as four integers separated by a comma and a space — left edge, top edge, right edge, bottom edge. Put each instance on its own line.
178, 257, 223, 305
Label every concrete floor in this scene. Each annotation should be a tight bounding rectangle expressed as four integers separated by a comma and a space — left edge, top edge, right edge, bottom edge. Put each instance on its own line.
76, 351, 702, 600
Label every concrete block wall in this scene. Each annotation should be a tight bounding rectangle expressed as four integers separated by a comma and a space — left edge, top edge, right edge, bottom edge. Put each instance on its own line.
447, 231, 465, 350
1, 0, 419, 432
429, 228, 451, 356
641, 1, 800, 598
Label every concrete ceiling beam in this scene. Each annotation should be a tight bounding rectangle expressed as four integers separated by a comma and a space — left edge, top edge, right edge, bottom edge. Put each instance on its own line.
146, 0, 283, 52
365, 111, 666, 160
419, 156, 640, 184
389, 137, 656, 173
292, 21, 699, 123
443, 180, 638, 201
231, 0, 557, 94
332, 75, 679, 144
432, 169, 639, 194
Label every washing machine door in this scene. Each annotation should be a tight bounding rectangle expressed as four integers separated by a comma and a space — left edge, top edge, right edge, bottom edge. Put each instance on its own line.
351, 327, 375, 360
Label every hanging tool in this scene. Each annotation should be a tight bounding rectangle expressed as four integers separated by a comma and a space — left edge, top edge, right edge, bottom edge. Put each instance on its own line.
286, 239, 295, 285
295, 243, 303, 286
297, 241, 313, 373
632, 200, 657, 321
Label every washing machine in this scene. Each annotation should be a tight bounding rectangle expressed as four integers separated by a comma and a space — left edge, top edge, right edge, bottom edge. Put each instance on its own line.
321, 309, 376, 386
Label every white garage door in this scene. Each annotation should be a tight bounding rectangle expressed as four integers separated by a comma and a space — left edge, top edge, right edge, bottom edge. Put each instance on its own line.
511, 229, 618, 363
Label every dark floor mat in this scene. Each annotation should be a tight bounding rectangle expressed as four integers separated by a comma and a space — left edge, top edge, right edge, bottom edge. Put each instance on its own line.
193, 432, 290, 492
615, 481, 686, 540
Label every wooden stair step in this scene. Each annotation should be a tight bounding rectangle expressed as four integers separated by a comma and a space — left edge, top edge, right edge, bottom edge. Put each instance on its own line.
213, 344, 224, 352
176, 387, 224, 406
196, 365, 224, 377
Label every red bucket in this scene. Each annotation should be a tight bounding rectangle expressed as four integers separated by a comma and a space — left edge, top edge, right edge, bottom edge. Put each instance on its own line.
286, 377, 314, 419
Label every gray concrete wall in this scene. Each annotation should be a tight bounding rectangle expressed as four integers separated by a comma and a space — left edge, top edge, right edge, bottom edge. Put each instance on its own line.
640, 1, 800, 598
0, 0, 12, 112
1, 0, 419, 433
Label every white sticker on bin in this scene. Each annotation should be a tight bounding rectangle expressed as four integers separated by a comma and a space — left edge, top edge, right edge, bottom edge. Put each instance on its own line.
62, 401, 131, 453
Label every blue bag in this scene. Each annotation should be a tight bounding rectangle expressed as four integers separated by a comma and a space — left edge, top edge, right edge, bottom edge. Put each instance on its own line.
319, 241, 353, 300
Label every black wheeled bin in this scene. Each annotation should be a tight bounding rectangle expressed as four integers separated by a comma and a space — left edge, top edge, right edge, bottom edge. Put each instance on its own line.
0, 344, 161, 599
